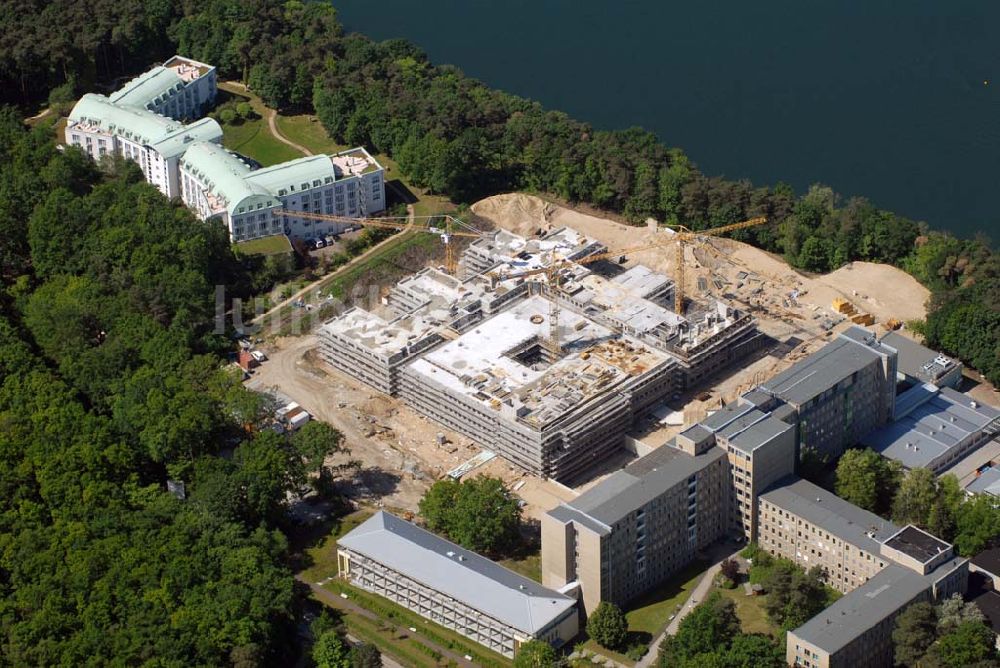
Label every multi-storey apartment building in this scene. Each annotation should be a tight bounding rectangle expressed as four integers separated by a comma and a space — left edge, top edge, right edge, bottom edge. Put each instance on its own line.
690, 395, 797, 541
541, 437, 728, 615
66, 57, 385, 242
67, 93, 223, 199
759, 326, 898, 459
758, 477, 899, 593
179, 144, 385, 242
786, 526, 968, 668
109, 56, 217, 120
337, 512, 578, 658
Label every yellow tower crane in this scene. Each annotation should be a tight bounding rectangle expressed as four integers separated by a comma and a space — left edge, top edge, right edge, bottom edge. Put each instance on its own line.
274, 209, 486, 275
665, 217, 767, 313
490, 215, 766, 351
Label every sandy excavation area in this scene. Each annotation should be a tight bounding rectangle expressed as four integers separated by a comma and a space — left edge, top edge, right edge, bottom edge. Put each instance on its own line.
473, 193, 930, 335
249, 194, 939, 517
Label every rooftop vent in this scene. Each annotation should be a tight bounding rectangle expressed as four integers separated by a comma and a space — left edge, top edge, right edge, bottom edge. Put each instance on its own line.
446, 551, 455, 557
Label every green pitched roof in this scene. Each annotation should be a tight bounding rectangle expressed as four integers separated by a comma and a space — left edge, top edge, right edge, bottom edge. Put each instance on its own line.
110, 66, 185, 109
181, 142, 276, 215
69, 94, 222, 159
244, 154, 336, 194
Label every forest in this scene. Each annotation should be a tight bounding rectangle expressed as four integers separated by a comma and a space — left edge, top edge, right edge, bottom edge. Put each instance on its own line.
0, 110, 352, 664
2, 0, 997, 383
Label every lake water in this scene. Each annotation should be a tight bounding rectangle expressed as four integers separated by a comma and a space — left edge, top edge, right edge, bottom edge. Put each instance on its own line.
335, 0, 1000, 243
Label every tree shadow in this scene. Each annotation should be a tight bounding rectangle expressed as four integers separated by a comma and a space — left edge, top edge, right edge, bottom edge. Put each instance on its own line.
336, 466, 403, 500
385, 179, 418, 205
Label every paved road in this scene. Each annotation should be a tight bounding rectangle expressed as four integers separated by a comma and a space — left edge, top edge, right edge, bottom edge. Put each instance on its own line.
297, 574, 475, 667
248, 204, 415, 328
635, 544, 742, 668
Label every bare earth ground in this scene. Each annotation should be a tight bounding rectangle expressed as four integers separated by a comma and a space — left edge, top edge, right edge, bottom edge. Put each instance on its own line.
248, 335, 549, 513
251, 193, 960, 518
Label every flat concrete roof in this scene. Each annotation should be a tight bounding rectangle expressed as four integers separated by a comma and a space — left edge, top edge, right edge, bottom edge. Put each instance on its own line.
560, 442, 726, 526
761, 476, 899, 554
761, 327, 887, 406
339, 511, 576, 635
884, 525, 952, 565
863, 385, 1000, 469
791, 563, 934, 654
407, 295, 670, 428
320, 306, 441, 359
881, 331, 960, 383
698, 403, 793, 454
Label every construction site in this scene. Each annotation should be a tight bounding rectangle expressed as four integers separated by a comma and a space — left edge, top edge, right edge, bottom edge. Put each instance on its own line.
317, 215, 766, 482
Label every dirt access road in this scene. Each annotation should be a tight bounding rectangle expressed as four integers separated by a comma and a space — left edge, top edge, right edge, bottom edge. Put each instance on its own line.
248, 335, 431, 510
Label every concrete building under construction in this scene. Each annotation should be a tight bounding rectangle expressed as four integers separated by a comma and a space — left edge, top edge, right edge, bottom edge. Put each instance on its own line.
318, 226, 765, 481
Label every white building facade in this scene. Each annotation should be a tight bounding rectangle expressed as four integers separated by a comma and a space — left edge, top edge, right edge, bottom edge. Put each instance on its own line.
66, 56, 386, 242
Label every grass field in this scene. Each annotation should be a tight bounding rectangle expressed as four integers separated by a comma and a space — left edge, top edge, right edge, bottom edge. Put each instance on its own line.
497, 552, 542, 583
324, 578, 511, 668
274, 114, 346, 155
580, 560, 709, 664
235, 234, 293, 256
299, 509, 373, 583
716, 586, 778, 636
221, 116, 303, 166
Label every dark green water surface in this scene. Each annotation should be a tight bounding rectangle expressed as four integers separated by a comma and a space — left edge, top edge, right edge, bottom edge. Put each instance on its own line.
337, 0, 1000, 242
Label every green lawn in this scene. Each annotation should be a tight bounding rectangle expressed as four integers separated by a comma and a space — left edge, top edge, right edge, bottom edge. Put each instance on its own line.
274, 113, 347, 155
716, 587, 777, 636
497, 552, 542, 583
221, 116, 303, 166
299, 509, 374, 583
235, 234, 293, 256
581, 560, 709, 665
626, 560, 710, 636
343, 614, 440, 668
324, 578, 511, 668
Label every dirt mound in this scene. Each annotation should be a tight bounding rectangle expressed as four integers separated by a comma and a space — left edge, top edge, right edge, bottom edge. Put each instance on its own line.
472, 193, 931, 326
471, 193, 556, 235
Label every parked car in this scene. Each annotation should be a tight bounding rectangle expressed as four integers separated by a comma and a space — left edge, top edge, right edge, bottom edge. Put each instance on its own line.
313, 239, 325, 249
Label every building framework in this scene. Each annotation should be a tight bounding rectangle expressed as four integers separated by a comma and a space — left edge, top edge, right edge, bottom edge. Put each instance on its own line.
319, 227, 766, 481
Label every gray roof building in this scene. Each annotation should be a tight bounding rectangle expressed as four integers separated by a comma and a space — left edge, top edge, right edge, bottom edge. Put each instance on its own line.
880, 331, 963, 388
761, 327, 892, 407
790, 560, 961, 656
862, 384, 1000, 472
565, 442, 726, 526
338, 511, 576, 635
761, 476, 899, 554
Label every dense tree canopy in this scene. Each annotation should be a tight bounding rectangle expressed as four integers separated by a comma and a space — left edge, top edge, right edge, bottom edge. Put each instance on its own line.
0, 112, 320, 664
2, 1, 997, 386
834, 448, 901, 515
657, 593, 784, 668
586, 601, 628, 651
418, 475, 522, 557
513, 639, 560, 668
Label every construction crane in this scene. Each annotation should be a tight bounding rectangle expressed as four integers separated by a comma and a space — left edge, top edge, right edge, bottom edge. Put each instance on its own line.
491, 216, 768, 350
665, 217, 767, 314
276, 209, 486, 275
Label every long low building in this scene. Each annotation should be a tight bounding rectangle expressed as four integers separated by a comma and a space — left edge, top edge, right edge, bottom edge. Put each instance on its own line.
337, 511, 578, 658
862, 383, 1000, 474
